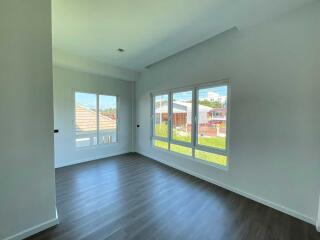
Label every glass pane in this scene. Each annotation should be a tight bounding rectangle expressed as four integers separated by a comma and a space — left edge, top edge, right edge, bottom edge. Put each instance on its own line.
154, 140, 169, 150
99, 95, 117, 144
75, 92, 97, 148
197, 85, 227, 150
170, 144, 192, 157
154, 94, 169, 138
195, 150, 227, 166
172, 91, 192, 142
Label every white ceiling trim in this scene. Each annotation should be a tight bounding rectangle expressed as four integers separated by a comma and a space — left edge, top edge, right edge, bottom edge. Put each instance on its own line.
52, 49, 140, 81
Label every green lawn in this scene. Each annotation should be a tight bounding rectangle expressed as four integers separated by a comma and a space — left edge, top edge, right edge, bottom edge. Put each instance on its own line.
154, 123, 228, 167
170, 144, 192, 156
154, 140, 169, 149
154, 123, 168, 138
195, 150, 227, 166
155, 124, 226, 149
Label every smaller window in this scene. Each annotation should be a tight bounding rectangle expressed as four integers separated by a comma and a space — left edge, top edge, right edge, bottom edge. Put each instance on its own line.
75, 92, 118, 148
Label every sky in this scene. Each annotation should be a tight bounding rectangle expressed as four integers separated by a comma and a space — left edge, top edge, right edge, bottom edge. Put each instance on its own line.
157, 85, 227, 102
75, 92, 117, 110
198, 86, 227, 100
76, 85, 227, 109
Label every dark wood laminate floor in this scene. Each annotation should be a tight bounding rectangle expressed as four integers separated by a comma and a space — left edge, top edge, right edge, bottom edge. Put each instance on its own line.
27, 153, 319, 240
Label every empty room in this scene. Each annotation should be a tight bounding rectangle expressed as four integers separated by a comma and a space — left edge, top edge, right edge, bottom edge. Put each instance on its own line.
1, 0, 320, 239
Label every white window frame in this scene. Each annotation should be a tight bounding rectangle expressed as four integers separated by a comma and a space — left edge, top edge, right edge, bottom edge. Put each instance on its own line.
151, 79, 230, 169
74, 90, 119, 149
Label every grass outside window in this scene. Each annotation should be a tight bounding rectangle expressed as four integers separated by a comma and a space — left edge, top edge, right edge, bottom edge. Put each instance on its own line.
195, 150, 227, 167
170, 144, 192, 157
154, 140, 169, 150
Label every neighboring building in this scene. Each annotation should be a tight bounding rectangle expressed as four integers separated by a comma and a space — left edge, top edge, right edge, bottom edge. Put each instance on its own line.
76, 105, 117, 147
155, 102, 227, 138
155, 101, 213, 126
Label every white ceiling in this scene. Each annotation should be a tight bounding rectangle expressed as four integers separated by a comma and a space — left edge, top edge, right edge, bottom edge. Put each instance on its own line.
52, 0, 313, 71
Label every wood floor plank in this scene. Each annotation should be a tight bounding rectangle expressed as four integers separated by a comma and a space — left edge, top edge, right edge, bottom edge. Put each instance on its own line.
26, 153, 320, 240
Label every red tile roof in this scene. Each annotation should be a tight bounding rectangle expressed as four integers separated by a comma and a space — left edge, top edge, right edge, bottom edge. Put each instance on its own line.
76, 105, 116, 133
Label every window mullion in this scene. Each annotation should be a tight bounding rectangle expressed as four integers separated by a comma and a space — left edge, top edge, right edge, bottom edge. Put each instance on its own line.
191, 88, 197, 158
96, 94, 99, 145
195, 144, 227, 156
168, 92, 172, 149
151, 94, 154, 142
153, 136, 168, 142
170, 139, 192, 148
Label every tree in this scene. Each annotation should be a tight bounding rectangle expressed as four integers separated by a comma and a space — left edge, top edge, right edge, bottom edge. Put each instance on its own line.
198, 100, 223, 108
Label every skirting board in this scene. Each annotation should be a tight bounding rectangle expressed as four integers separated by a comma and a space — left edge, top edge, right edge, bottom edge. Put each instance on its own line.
137, 150, 316, 227
55, 150, 131, 168
317, 196, 320, 232
3, 217, 58, 240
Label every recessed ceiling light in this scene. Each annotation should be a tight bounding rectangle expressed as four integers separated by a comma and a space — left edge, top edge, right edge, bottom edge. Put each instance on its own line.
117, 48, 125, 53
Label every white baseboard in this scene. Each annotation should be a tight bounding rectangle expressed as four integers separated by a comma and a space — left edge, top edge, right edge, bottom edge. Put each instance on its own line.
3, 217, 58, 240
137, 150, 316, 226
55, 151, 131, 168
317, 198, 320, 232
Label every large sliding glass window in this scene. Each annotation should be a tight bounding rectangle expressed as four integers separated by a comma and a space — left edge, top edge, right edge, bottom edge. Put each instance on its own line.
151, 81, 229, 168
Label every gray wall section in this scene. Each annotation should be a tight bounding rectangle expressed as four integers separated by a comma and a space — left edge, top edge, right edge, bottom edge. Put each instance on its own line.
0, 0, 57, 239
135, 2, 320, 224
53, 66, 134, 167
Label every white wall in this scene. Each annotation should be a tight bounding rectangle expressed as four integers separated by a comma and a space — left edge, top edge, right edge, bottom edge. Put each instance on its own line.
53, 66, 134, 168
0, 1, 58, 239
135, 1, 320, 225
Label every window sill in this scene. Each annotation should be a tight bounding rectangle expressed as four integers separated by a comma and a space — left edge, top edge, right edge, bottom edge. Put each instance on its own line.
75, 142, 120, 151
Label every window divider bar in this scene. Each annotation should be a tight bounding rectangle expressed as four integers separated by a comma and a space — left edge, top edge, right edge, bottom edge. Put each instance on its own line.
96, 94, 100, 145
195, 144, 227, 156
153, 136, 169, 142
170, 140, 192, 148
116, 95, 119, 143
195, 87, 199, 151
191, 88, 197, 157
168, 92, 173, 149
150, 93, 155, 144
